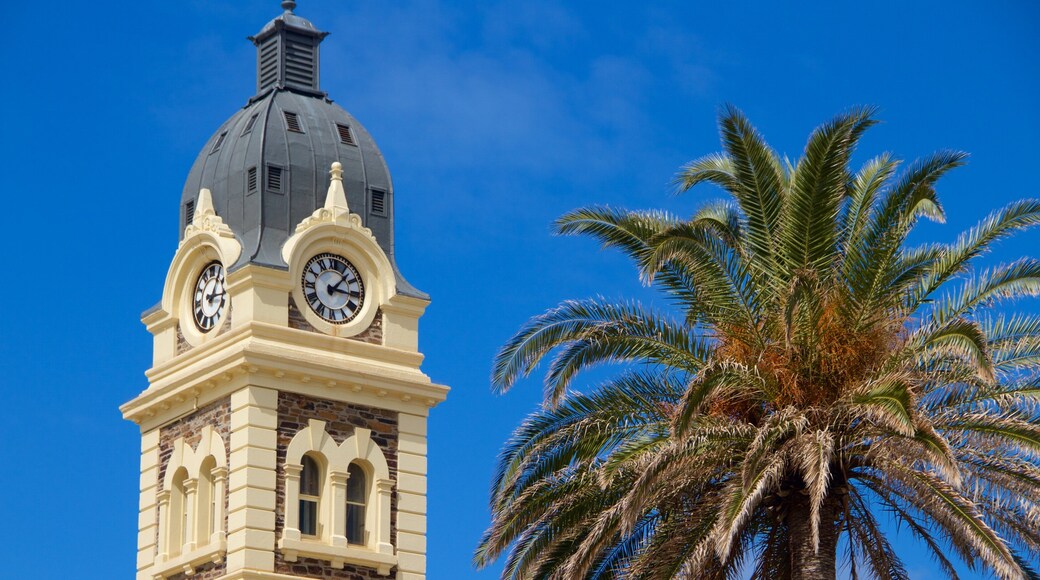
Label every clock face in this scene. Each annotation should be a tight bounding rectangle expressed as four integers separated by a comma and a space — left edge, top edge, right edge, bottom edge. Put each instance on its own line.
302, 253, 365, 323
193, 262, 227, 332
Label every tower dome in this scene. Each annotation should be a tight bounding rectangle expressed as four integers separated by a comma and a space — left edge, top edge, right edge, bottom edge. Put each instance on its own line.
179, 2, 423, 298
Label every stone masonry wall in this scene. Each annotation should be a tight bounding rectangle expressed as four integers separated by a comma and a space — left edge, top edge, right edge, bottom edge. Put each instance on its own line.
288, 295, 384, 345
158, 397, 231, 580
176, 305, 233, 355
274, 391, 399, 579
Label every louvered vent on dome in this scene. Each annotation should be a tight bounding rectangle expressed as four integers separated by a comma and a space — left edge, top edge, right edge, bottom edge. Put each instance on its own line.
284, 111, 302, 132
258, 36, 280, 93
242, 113, 260, 135
336, 123, 355, 145
284, 31, 316, 88
267, 166, 283, 193
211, 131, 228, 154
371, 189, 386, 216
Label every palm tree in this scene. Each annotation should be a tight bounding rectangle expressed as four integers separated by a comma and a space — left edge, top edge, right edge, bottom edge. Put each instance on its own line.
474, 106, 1040, 580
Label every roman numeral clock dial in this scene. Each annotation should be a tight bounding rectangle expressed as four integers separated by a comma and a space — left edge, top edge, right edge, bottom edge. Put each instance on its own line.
302, 253, 365, 323
192, 261, 227, 332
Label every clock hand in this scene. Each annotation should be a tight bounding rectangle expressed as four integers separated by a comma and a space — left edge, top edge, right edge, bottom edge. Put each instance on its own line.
327, 284, 350, 296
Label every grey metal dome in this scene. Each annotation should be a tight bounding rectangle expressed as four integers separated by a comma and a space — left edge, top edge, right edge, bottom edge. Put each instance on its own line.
179, 3, 424, 299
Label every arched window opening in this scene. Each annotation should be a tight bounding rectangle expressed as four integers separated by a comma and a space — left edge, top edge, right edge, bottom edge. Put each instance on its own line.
198, 456, 217, 540
170, 468, 189, 555
300, 455, 321, 536
346, 463, 367, 545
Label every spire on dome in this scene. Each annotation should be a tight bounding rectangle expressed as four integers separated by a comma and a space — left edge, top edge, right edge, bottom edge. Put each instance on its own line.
248, 1, 329, 97
324, 162, 350, 215
193, 188, 216, 221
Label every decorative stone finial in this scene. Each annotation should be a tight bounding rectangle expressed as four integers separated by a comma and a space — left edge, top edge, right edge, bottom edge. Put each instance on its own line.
194, 188, 216, 220
181, 188, 242, 263
283, 161, 376, 260
324, 162, 349, 214
281, 0, 297, 12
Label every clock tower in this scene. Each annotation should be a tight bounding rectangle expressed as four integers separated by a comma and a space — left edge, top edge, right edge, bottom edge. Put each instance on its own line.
120, 3, 449, 579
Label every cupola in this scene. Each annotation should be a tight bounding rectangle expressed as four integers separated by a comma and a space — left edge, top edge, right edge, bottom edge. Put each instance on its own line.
179, 0, 424, 298
249, 1, 328, 96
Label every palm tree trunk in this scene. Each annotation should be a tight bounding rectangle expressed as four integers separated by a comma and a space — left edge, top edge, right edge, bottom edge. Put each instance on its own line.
786, 494, 840, 580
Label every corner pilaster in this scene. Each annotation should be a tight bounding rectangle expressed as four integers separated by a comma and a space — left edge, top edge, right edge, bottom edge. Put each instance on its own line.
395, 411, 429, 580
226, 386, 279, 573
137, 429, 161, 580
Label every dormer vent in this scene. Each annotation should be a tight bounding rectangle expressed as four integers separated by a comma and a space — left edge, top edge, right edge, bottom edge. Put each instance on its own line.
267, 165, 284, 193
242, 113, 260, 135
336, 124, 356, 145
211, 131, 228, 154
371, 190, 386, 216
284, 111, 302, 133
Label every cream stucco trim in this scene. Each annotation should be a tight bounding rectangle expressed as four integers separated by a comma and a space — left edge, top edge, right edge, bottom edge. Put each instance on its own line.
279, 420, 397, 575
225, 386, 279, 574
150, 540, 228, 580
137, 430, 161, 578
122, 321, 448, 429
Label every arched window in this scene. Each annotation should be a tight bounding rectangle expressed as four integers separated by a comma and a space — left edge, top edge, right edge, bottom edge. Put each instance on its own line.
346, 463, 367, 545
154, 428, 227, 578
170, 468, 189, 556
280, 420, 397, 574
300, 455, 322, 536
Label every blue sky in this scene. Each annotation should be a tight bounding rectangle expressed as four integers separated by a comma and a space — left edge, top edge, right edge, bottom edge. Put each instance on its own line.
1, 1, 1038, 578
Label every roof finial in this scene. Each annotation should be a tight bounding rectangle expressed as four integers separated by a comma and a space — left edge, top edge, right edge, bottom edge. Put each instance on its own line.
324, 162, 349, 214
195, 188, 216, 220
281, 0, 296, 12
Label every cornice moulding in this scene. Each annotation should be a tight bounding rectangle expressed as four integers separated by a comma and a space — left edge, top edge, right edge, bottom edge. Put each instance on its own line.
122, 322, 448, 427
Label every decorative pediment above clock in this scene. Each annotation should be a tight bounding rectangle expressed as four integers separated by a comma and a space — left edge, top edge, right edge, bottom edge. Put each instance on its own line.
181, 188, 242, 266
282, 162, 378, 260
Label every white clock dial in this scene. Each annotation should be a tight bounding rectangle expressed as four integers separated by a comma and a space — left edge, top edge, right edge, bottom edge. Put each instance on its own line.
193, 262, 227, 332
302, 253, 364, 323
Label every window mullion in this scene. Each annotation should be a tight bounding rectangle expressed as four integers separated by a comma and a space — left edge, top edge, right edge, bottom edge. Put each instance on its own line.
329, 470, 349, 547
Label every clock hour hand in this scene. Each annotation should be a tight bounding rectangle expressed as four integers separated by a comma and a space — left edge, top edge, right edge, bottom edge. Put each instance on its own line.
327, 284, 350, 296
